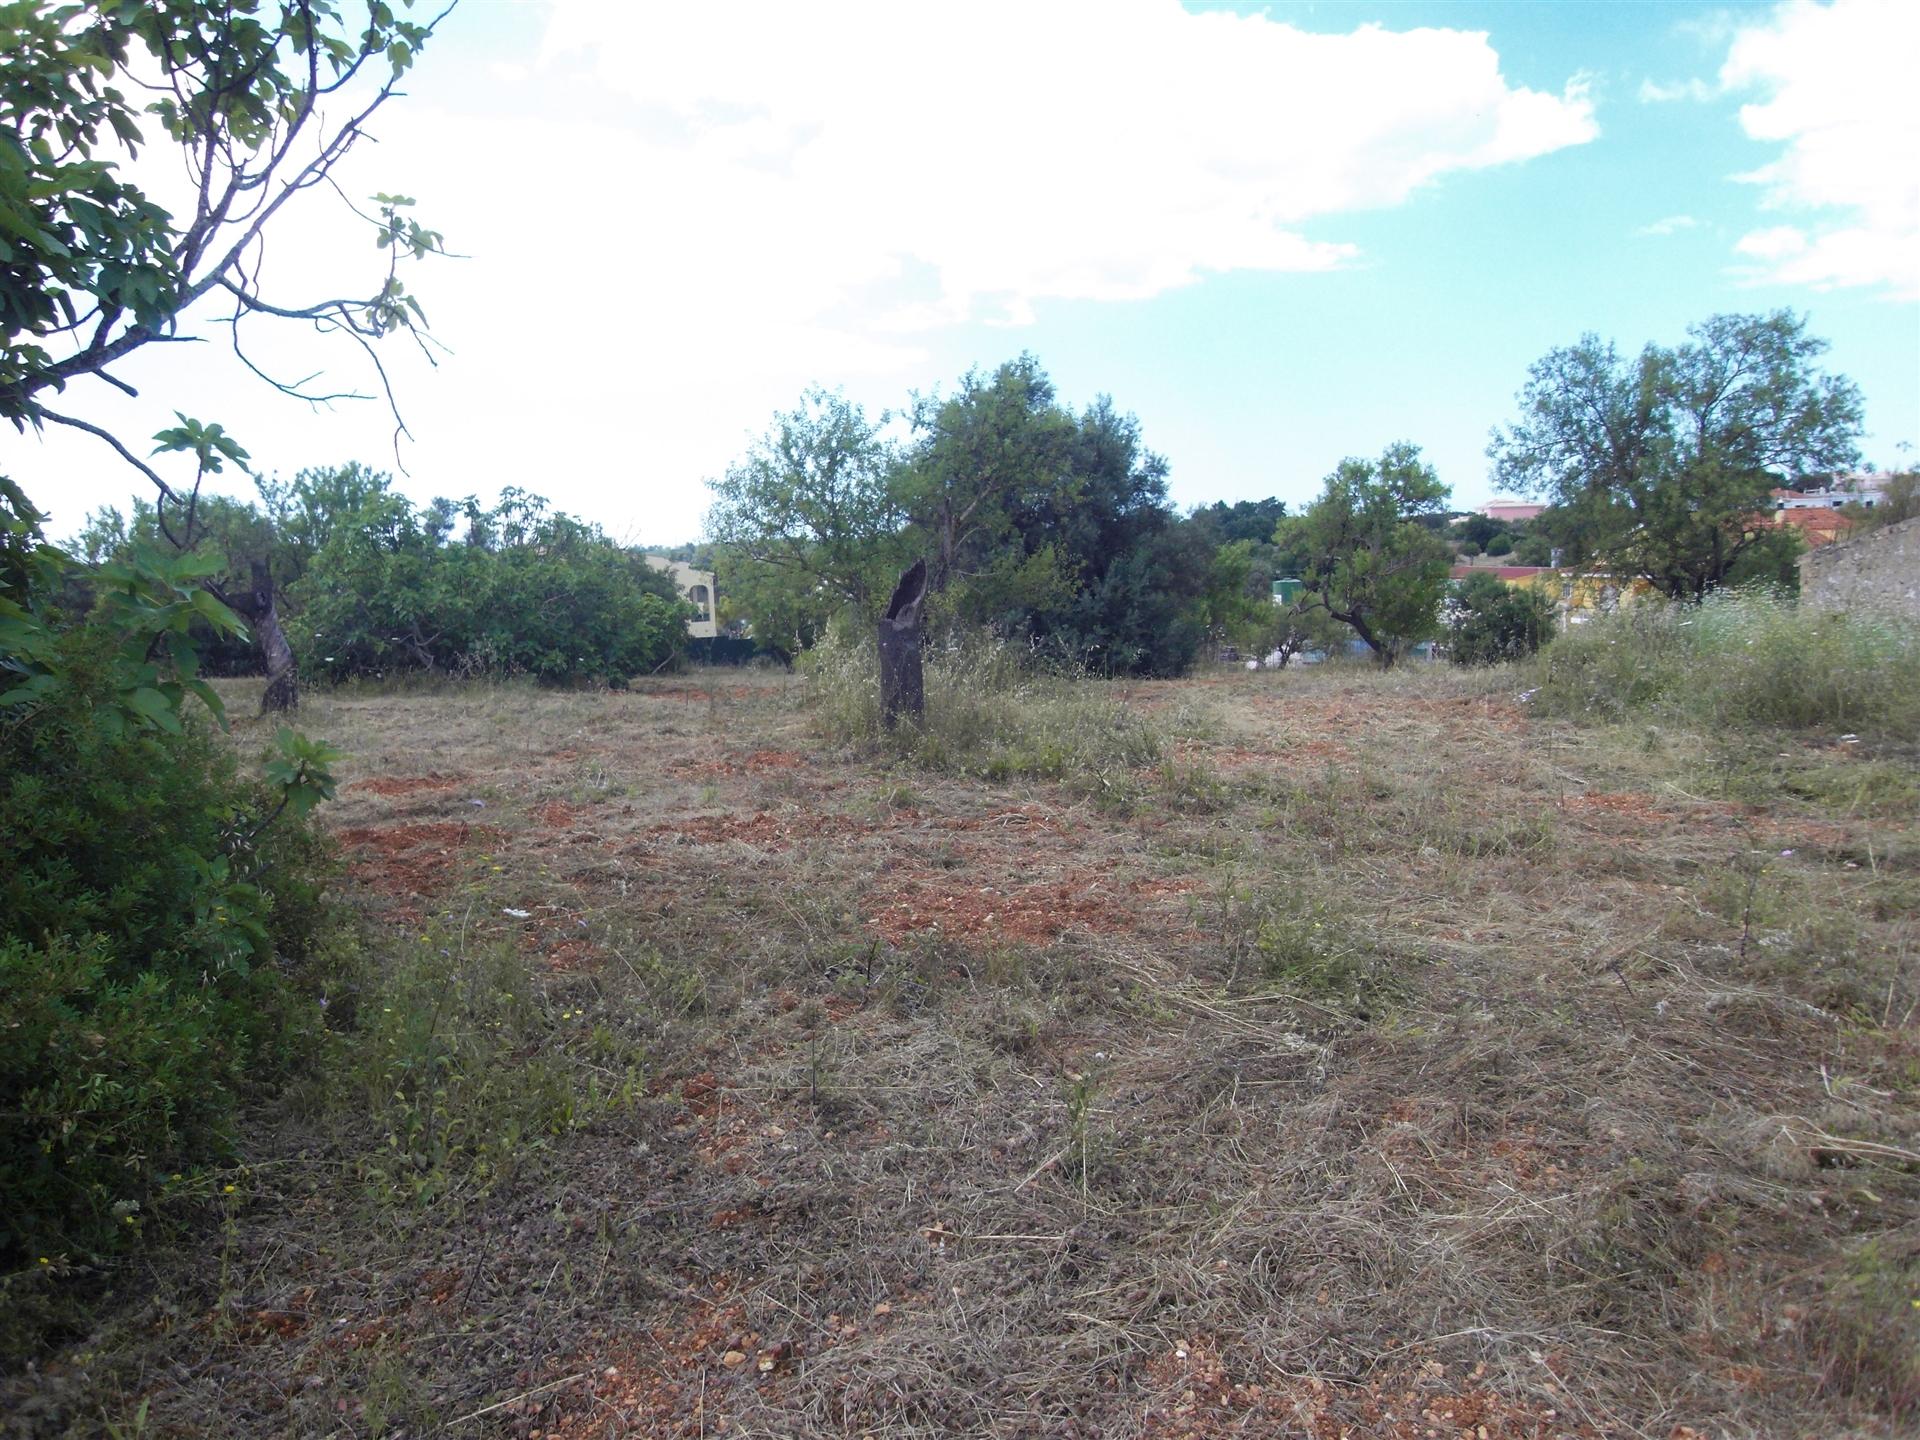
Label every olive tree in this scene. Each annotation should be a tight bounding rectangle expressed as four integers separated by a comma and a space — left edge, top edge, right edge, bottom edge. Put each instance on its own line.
1285, 442, 1452, 667
706, 386, 909, 642
1489, 311, 1863, 599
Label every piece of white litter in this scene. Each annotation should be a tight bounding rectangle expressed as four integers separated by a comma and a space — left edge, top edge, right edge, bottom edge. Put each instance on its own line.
469, 798, 486, 807
502, 908, 531, 919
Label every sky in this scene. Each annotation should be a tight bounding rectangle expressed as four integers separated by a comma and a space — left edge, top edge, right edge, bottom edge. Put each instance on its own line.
14, 0, 1919, 546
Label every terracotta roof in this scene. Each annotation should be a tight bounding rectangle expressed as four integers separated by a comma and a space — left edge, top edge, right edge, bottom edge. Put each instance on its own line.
1773, 508, 1854, 546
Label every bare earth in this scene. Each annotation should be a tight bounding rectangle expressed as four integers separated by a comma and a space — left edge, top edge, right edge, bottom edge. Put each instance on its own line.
13, 665, 1917, 1439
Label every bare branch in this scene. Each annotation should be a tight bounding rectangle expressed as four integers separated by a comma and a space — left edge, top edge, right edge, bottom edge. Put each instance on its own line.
31, 408, 178, 502
222, 308, 372, 407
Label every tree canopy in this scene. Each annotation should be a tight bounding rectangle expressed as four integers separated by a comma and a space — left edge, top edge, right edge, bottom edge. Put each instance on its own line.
1283, 442, 1452, 666
1446, 571, 1555, 667
707, 389, 907, 620
1489, 311, 1863, 599
709, 356, 1208, 676
4, 0, 447, 465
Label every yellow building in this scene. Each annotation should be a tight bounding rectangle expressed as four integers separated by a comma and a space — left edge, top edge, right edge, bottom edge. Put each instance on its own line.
644, 555, 718, 638
1451, 564, 1656, 627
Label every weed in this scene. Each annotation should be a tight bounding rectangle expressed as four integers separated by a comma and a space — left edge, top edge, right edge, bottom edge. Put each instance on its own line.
1806, 1236, 1920, 1419
1157, 756, 1231, 814
350, 926, 643, 1204
1531, 586, 1920, 740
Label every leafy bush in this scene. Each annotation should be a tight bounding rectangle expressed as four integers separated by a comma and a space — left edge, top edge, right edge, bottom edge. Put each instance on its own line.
2, 490, 337, 1271
0, 635, 333, 1265
1528, 586, 1920, 739
1513, 533, 1553, 567
293, 493, 686, 684
804, 623, 1162, 784
1448, 571, 1555, 666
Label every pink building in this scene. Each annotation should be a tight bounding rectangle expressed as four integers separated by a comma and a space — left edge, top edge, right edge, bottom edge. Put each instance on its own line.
1481, 499, 1545, 523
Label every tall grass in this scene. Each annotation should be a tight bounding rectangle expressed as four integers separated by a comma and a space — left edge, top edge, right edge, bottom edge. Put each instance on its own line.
802, 624, 1164, 782
1529, 587, 1920, 740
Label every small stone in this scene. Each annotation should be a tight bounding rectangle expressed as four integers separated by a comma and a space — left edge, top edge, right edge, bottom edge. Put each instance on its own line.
721, 1350, 747, 1368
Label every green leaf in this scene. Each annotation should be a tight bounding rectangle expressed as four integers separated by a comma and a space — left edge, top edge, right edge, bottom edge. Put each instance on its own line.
126, 685, 183, 733
0, 675, 58, 707
186, 677, 227, 727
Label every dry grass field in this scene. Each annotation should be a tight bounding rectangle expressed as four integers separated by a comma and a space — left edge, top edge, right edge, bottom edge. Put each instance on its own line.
8, 660, 1918, 1439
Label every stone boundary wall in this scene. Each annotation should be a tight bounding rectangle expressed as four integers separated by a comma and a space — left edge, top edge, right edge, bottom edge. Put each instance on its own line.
1798, 516, 1920, 622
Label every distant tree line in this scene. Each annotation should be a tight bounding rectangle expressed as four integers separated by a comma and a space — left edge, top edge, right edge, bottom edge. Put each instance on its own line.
709, 313, 1867, 673
77, 466, 688, 685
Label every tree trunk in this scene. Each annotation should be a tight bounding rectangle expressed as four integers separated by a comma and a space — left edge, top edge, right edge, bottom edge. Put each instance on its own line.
244, 559, 298, 713
1335, 608, 1392, 667
877, 559, 928, 730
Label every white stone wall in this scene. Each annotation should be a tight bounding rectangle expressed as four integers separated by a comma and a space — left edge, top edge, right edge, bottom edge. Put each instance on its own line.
1798, 516, 1920, 622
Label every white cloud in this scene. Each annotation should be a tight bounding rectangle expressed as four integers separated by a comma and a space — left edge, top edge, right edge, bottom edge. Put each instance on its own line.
1720, 0, 1919, 300
1636, 214, 1701, 237
1735, 225, 1810, 262
15, 0, 1599, 543
537, 1, 1595, 325
1637, 77, 1716, 103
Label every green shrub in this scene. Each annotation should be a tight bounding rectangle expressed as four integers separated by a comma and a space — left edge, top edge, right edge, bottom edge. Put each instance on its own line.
1513, 533, 1552, 567
290, 489, 687, 685
1447, 571, 1556, 666
0, 629, 332, 1267
803, 623, 1162, 784
1529, 586, 1919, 740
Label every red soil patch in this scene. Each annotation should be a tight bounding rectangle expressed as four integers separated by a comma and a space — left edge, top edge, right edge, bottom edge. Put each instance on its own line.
543, 1285, 826, 1440
866, 869, 1132, 946
1130, 875, 1204, 900
1137, 1335, 1596, 1439
689, 748, 807, 779
538, 800, 581, 828
1560, 791, 1686, 830
539, 938, 603, 973
334, 821, 501, 899
1563, 792, 1858, 851
1290, 737, 1356, 762
1756, 816, 1856, 850
336, 821, 500, 851
347, 772, 466, 797
1560, 791, 1754, 835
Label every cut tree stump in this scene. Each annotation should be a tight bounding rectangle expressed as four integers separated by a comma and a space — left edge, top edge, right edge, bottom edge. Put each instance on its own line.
877, 559, 928, 730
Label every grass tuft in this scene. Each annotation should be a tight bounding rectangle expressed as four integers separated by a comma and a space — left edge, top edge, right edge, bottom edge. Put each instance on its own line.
803, 624, 1164, 785
1529, 586, 1920, 740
